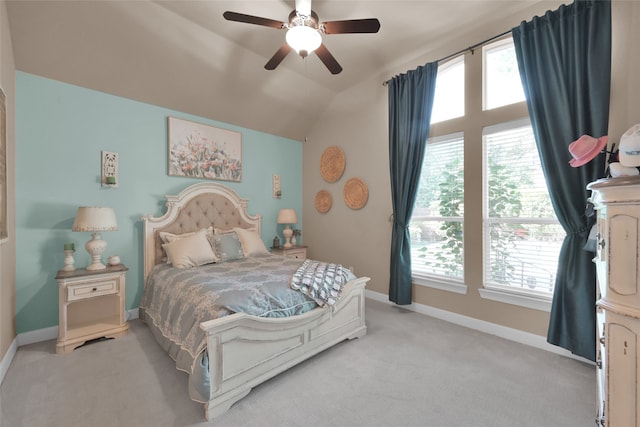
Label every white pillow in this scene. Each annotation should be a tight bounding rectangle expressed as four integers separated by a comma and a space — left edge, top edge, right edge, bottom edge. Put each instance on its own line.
160, 226, 213, 244
162, 229, 217, 269
214, 227, 254, 235
233, 227, 269, 256
160, 227, 214, 263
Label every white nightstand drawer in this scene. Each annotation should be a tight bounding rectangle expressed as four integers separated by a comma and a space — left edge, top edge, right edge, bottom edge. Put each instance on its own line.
271, 246, 307, 259
286, 249, 306, 259
68, 279, 117, 301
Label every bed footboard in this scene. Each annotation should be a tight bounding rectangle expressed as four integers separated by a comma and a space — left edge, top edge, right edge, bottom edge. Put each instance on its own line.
200, 276, 369, 420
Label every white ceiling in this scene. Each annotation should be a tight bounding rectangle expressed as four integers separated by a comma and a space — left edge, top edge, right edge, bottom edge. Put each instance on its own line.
6, 1, 566, 141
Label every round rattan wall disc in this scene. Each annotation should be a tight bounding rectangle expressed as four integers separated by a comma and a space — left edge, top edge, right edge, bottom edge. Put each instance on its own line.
343, 178, 368, 210
315, 190, 332, 214
320, 146, 346, 183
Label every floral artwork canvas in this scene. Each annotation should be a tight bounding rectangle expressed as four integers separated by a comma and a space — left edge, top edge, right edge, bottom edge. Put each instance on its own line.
168, 117, 242, 182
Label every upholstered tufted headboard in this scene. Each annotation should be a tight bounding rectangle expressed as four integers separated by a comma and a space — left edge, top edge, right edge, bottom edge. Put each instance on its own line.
142, 182, 261, 283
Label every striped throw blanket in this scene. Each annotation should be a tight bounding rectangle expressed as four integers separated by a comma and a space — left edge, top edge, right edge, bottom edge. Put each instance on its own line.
290, 259, 351, 307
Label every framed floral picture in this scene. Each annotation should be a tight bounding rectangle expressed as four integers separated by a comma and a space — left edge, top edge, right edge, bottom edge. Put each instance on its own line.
168, 117, 242, 182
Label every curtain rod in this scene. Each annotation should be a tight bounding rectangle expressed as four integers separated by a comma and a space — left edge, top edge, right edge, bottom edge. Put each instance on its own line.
382, 28, 511, 86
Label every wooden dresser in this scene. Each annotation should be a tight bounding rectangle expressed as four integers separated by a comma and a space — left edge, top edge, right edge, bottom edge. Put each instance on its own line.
588, 177, 640, 426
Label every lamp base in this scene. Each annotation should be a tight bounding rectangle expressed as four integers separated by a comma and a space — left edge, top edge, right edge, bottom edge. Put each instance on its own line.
86, 260, 107, 271
85, 232, 108, 271
282, 226, 293, 249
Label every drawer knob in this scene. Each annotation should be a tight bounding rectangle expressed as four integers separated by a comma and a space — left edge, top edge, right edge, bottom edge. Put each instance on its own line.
92, 287, 97, 292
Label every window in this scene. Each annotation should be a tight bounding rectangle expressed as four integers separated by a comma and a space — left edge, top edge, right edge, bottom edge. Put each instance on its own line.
483, 38, 525, 110
483, 120, 562, 296
431, 57, 464, 124
411, 133, 464, 281
409, 37, 560, 309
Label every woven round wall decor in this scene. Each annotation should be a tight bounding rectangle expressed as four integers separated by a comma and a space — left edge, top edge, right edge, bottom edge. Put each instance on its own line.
315, 190, 332, 214
343, 177, 368, 210
320, 146, 346, 183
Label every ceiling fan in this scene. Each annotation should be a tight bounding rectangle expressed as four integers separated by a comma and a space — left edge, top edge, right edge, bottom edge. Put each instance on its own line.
223, 0, 380, 74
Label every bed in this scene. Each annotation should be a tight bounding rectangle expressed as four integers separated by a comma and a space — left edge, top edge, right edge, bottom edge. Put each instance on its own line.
140, 182, 369, 420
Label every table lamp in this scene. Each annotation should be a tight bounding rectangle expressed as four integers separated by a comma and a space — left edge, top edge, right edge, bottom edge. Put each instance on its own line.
72, 206, 118, 270
277, 208, 298, 249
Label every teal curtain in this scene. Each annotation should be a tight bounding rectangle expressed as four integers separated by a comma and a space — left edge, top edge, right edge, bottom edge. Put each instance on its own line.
512, 0, 611, 360
388, 63, 438, 304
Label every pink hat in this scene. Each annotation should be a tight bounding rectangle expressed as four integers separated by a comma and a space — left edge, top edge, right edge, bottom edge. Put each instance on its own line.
568, 135, 608, 167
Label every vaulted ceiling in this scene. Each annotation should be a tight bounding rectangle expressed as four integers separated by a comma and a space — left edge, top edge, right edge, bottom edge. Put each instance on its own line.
6, 1, 565, 141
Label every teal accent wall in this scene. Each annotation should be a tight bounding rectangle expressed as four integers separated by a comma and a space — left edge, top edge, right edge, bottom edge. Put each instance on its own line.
15, 72, 302, 334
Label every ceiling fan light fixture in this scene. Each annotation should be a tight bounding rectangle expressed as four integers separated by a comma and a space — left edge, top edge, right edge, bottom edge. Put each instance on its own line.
286, 25, 322, 57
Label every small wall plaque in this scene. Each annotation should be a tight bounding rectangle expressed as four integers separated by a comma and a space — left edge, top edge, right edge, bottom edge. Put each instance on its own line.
102, 151, 119, 187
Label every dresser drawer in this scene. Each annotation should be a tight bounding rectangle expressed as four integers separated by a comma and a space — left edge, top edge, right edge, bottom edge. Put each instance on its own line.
67, 278, 118, 301
605, 206, 640, 308
605, 312, 640, 426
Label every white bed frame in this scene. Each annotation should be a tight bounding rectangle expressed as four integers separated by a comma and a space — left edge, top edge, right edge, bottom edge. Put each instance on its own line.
141, 182, 369, 420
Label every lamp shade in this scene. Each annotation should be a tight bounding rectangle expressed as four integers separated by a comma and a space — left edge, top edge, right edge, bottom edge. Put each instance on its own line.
277, 208, 298, 224
72, 207, 118, 232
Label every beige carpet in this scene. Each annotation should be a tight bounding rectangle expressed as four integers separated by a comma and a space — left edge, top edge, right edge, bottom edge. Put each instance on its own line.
1, 299, 594, 426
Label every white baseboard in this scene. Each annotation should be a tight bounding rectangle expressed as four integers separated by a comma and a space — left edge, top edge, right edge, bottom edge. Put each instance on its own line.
1, 308, 140, 383
17, 325, 58, 347
14, 308, 140, 348
365, 289, 592, 364
0, 337, 18, 385
126, 308, 139, 321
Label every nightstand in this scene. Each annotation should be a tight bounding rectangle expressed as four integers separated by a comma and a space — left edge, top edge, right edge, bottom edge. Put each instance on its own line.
271, 245, 307, 259
55, 264, 129, 354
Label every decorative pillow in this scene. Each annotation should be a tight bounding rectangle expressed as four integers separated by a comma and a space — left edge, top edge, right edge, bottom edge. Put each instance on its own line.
160, 227, 214, 263
214, 227, 255, 235
233, 227, 269, 256
162, 229, 217, 269
210, 231, 244, 262
160, 226, 213, 244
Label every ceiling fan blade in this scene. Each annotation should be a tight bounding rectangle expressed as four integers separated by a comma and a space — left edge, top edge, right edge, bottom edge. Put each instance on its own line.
223, 11, 285, 29
315, 44, 343, 75
322, 18, 381, 34
295, 0, 312, 16
265, 44, 292, 70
